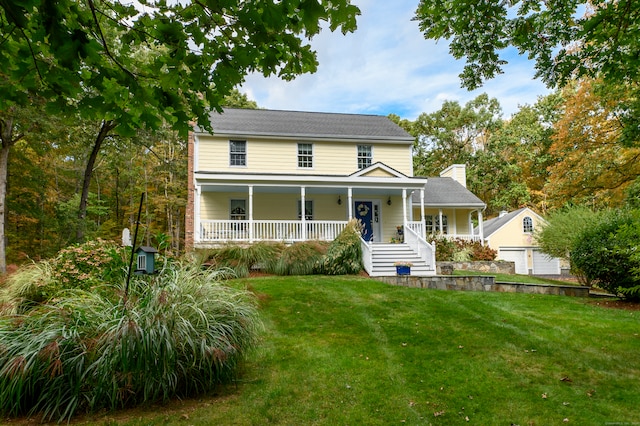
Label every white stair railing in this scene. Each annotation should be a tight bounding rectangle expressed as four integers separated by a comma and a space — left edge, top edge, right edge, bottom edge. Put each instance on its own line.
403, 225, 436, 268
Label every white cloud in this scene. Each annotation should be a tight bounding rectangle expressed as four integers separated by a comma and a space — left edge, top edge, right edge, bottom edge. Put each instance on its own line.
241, 0, 551, 120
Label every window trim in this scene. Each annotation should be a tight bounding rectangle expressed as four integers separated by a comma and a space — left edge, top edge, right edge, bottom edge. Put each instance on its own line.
297, 142, 314, 169
357, 144, 373, 170
229, 140, 247, 167
523, 216, 534, 233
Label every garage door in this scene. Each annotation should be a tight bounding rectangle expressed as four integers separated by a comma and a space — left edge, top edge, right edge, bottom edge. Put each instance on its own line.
498, 249, 527, 275
532, 249, 561, 275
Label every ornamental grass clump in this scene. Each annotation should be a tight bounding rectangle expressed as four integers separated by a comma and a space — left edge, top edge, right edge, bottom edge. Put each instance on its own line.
266, 241, 329, 275
0, 260, 261, 422
204, 242, 285, 277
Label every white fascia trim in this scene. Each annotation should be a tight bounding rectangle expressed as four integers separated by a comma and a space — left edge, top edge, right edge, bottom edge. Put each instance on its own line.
193, 131, 414, 145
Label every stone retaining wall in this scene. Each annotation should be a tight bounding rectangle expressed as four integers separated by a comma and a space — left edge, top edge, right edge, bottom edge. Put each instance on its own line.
436, 261, 515, 275
374, 275, 590, 297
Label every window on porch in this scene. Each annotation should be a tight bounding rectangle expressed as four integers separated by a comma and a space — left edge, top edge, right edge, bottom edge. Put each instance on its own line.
230, 199, 246, 220
426, 214, 448, 234
297, 200, 314, 220
297, 143, 313, 168
357, 145, 372, 169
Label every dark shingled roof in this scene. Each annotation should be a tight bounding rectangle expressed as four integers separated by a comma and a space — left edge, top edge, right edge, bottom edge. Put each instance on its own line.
412, 177, 485, 207
477, 207, 529, 237
196, 108, 414, 141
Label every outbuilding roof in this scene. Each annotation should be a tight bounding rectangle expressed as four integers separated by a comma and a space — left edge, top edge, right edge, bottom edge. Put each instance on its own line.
477, 207, 530, 237
196, 108, 415, 142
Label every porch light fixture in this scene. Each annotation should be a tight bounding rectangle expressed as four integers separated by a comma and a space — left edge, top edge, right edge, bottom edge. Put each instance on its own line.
337, 195, 342, 205
387, 196, 392, 206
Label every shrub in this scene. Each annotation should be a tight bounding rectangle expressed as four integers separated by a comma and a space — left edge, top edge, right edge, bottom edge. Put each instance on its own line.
0, 261, 261, 422
50, 239, 128, 293
322, 219, 363, 275
429, 237, 496, 262
571, 209, 640, 299
466, 240, 496, 261
1, 240, 128, 313
431, 236, 456, 261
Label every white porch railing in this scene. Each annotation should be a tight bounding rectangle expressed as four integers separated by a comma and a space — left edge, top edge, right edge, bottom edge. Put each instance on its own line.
199, 220, 348, 243
404, 225, 436, 268
406, 221, 482, 242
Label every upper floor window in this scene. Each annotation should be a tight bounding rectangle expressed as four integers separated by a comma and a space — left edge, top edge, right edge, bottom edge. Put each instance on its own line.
229, 140, 246, 166
523, 216, 533, 233
230, 199, 246, 221
298, 143, 313, 168
426, 214, 448, 234
357, 145, 372, 169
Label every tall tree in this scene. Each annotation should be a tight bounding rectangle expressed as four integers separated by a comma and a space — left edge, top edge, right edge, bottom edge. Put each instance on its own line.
411, 93, 503, 177
414, 0, 640, 146
545, 79, 640, 209
0, 0, 360, 272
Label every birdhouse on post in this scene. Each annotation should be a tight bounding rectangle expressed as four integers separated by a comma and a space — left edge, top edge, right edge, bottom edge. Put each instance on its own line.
135, 246, 158, 274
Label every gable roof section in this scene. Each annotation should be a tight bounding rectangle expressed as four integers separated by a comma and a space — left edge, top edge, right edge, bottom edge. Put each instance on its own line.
350, 162, 409, 178
411, 177, 485, 207
479, 207, 545, 237
197, 108, 414, 142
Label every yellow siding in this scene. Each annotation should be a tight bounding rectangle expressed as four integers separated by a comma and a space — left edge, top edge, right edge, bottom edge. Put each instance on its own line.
382, 197, 404, 241
196, 136, 412, 175
488, 211, 541, 248
200, 192, 351, 221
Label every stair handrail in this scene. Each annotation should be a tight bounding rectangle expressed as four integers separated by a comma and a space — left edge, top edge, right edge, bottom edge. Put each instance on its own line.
359, 236, 373, 275
404, 225, 436, 268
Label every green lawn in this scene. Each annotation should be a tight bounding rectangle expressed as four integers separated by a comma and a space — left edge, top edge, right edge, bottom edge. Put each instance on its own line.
43, 276, 640, 425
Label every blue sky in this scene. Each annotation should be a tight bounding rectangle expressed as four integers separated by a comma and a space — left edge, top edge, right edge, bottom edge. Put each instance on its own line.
241, 0, 552, 120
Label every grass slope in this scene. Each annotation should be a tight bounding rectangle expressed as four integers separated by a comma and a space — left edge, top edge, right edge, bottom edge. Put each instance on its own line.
39, 276, 640, 425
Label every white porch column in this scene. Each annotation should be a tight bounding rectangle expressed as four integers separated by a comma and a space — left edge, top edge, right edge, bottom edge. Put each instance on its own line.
452, 208, 457, 237
348, 187, 353, 219
301, 187, 306, 240
438, 209, 443, 234
420, 188, 426, 238
402, 189, 407, 226
478, 209, 484, 245
248, 185, 254, 243
194, 185, 201, 242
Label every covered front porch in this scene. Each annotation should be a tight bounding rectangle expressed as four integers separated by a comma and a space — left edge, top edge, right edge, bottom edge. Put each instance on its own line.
193, 164, 434, 247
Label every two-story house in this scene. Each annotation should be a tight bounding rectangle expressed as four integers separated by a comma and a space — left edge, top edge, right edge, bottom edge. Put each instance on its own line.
186, 108, 485, 276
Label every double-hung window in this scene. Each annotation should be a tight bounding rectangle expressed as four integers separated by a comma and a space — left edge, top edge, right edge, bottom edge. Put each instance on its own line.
229, 140, 246, 166
230, 199, 246, 221
523, 216, 533, 233
357, 145, 372, 169
298, 143, 313, 168
426, 214, 448, 234
297, 200, 313, 220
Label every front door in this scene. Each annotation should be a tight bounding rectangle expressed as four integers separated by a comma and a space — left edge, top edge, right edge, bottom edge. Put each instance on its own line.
355, 200, 380, 242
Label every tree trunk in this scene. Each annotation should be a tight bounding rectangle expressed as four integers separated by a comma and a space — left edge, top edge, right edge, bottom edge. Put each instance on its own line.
0, 116, 22, 274
76, 120, 116, 242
